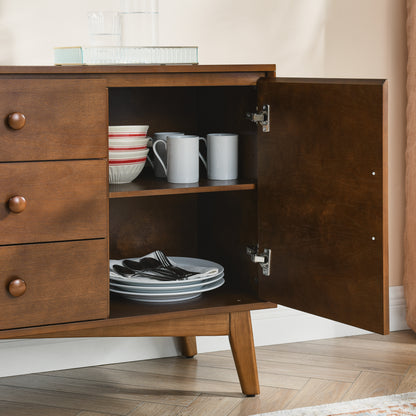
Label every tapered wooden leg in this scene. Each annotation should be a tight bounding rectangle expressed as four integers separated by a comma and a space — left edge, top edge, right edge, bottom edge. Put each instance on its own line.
228, 311, 260, 396
180, 336, 198, 358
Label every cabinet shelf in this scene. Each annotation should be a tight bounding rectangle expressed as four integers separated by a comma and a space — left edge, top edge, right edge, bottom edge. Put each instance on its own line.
109, 286, 274, 323
0, 287, 276, 340
109, 178, 256, 198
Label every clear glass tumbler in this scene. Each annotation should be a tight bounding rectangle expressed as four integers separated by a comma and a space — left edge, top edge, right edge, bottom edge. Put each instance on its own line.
88, 11, 122, 47
119, 0, 159, 46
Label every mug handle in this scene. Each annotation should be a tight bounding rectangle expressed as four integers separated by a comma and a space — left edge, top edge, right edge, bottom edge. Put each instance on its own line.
152, 139, 168, 176
146, 137, 154, 169
146, 137, 154, 168
199, 137, 207, 170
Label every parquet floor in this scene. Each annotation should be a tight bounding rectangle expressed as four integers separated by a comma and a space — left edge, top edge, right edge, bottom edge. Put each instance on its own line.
1, 330, 416, 416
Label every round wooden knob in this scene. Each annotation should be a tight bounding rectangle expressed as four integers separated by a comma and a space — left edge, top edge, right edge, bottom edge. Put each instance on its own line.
8, 196, 27, 213
7, 112, 26, 130
8, 278, 27, 297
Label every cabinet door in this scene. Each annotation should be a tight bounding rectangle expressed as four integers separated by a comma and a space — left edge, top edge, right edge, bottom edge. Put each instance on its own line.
257, 78, 388, 334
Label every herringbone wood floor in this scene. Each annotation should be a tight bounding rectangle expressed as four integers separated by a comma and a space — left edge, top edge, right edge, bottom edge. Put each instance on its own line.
0, 330, 416, 416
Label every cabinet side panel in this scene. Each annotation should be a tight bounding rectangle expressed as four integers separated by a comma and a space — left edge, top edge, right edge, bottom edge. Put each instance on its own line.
257, 78, 388, 334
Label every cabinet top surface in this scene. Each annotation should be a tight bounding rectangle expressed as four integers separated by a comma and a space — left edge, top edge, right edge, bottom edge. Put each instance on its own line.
0, 64, 276, 75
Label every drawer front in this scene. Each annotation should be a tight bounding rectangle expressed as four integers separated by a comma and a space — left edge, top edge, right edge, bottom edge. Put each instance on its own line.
0, 239, 108, 330
0, 160, 108, 245
0, 79, 107, 161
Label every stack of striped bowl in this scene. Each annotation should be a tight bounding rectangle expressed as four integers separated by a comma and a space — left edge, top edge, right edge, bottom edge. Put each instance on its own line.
108, 125, 149, 184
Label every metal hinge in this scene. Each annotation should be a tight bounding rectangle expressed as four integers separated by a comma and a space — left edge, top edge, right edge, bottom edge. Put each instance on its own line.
246, 104, 270, 132
246, 245, 271, 276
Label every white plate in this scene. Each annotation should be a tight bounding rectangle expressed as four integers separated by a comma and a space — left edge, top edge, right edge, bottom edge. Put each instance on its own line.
110, 272, 224, 292
109, 257, 224, 286
110, 278, 225, 303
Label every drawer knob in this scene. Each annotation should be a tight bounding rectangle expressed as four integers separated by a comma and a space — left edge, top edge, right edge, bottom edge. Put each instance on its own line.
8, 278, 27, 297
7, 112, 26, 130
8, 195, 27, 213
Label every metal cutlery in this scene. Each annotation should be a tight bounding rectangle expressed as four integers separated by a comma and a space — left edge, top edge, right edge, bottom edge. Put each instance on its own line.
155, 250, 196, 278
113, 264, 178, 281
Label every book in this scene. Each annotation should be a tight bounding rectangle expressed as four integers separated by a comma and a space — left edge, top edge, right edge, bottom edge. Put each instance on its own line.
54, 46, 198, 65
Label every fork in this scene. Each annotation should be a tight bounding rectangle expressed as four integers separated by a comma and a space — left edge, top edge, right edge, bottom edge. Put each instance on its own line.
155, 250, 195, 279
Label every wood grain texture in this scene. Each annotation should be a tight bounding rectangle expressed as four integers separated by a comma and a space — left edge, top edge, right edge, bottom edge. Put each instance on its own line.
257, 78, 388, 334
0, 289, 275, 340
0, 239, 108, 330
229, 311, 260, 396
0, 331, 416, 416
0, 160, 107, 245
181, 337, 198, 358
128, 402, 184, 416
396, 365, 416, 394
109, 179, 255, 198
251, 345, 409, 376
285, 379, 351, 409
109, 194, 198, 260
0, 402, 78, 416
1, 331, 415, 416
177, 394, 242, 416
0, 64, 276, 75
0, 384, 136, 414
214, 350, 359, 383
228, 386, 298, 416
0, 79, 107, 161
0, 66, 389, 403
341, 371, 402, 401
18, 313, 230, 338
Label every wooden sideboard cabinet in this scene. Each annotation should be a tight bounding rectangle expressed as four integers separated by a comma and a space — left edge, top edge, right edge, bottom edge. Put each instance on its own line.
0, 65, 388, 396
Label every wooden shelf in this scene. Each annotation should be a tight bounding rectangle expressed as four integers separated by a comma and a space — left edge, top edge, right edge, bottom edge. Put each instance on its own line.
108, 286, 273, 321
109, 178, 256, 198
0, 287, 275, 340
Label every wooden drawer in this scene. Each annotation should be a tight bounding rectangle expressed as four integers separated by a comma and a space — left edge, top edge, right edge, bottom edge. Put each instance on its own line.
0, 160, 107, 245
0, 79, 107, 161
0, 239, 108, 330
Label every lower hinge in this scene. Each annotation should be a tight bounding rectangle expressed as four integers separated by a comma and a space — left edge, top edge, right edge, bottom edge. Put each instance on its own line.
246, 245, 271, 276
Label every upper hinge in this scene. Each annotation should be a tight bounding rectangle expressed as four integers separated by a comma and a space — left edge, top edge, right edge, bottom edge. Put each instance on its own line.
246, 104, 270, 132
246, 245, 271, 276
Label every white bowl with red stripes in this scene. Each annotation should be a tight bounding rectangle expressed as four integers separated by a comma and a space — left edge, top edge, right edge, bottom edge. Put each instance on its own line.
108, 125, 148, 135
108, 126, 150, 184
109, 148, 149, 160
109, 160, 147, 184
108, 138, 150, 149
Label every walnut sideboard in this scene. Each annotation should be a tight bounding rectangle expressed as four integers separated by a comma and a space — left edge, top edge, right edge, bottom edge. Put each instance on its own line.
0, 65, 388, 396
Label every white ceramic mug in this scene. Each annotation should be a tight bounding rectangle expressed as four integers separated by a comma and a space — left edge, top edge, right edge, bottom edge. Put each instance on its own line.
203, 133, 238, 180
150, 132, 184, 178
153, 135, 207, 183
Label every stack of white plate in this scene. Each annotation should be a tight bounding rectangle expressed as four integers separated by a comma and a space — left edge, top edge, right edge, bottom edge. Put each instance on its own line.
109, 257, 225, 303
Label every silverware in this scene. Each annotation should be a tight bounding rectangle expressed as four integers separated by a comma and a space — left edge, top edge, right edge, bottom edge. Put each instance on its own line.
155, 250, 195, 278
112, 264, 177, 281
122, 258, 176, 277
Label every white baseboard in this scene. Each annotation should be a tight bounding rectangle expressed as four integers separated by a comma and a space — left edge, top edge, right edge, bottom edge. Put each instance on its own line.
0, 285, 409, 377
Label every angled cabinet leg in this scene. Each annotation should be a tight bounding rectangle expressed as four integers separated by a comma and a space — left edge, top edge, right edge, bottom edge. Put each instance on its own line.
229, 311, 260, 396
180, 336, 198, 358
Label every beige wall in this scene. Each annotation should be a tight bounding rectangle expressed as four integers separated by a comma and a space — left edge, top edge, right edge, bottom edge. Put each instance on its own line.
0, 0, 407, 286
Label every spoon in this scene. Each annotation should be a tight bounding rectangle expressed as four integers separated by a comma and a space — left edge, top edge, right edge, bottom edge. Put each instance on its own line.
122, 258, 180, 278
112, 264, 176, 281
123, 257, 163, 270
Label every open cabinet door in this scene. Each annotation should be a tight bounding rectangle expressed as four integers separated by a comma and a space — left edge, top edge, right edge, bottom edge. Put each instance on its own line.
257, 78, 388, 334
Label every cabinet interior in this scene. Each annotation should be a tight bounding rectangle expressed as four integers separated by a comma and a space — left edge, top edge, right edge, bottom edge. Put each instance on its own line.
107, 85, 264, 317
